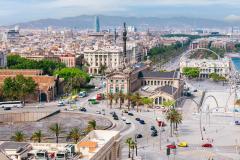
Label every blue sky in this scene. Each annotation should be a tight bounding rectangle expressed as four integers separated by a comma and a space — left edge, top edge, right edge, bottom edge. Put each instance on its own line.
1, 0, 240, 25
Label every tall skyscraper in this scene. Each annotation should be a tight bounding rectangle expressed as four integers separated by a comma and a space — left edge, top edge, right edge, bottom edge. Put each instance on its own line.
95, 16, 100, 32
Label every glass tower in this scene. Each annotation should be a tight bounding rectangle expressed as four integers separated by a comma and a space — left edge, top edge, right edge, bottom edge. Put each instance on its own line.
95, 16, 100, 32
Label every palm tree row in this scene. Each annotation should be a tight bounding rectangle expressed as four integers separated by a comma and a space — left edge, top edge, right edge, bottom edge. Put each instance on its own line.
11, 120, 97, 144
165, 108, 183, 137
107, 92, 153, 112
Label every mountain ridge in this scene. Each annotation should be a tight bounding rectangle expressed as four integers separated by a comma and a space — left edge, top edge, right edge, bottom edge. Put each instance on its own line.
4, 15, 234, 29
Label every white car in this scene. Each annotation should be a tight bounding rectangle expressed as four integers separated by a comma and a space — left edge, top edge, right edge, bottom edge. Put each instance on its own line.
121, 117, 126, 121
125, 120, 131, 125
96, 111, 101, 114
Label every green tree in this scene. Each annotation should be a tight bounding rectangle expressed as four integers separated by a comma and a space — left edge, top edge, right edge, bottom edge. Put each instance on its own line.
166, 109, 182, 137
182, 67, 200, 78
125, 137, 134, 158
54, 68, 90, 92
209, 73, 226, 81
132, 93, 142, 112
107, 93, 114, 109
88, 120, 96, 130
67, 128, 81, 143
3, 75, 37, 102
31, 130, 44, 143
11, 131, 26, 142
118, 92, 125, 109
125, 93, 133, 110
7, 55, 65, 75
142, 97, 153, 109
49, 123, 62, 144
162, 100, 176, 109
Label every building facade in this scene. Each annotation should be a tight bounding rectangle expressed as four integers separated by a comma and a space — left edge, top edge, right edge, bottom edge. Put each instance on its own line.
180, 58, 231, 78
83, 46, 131, 75
106, 62, 184, 106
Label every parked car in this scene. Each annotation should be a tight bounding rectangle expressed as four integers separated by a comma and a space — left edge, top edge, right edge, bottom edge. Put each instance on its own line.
202, 143, 213, 148
136, 134, 143, 138
80, 108, 87, 112
128, 112, 134, 116
167, 144, 177, 149
139, 120, 145, 124
135, 118, 140, 121
178, 142, 188, 147
112, 113, 118, 118
151, 132, 158, 137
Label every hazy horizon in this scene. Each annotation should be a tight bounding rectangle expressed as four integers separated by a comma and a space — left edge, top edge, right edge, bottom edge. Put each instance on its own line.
1, 0, 240, 25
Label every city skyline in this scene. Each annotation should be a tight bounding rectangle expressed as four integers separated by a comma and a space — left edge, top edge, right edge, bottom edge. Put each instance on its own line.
1, 0, 240, 25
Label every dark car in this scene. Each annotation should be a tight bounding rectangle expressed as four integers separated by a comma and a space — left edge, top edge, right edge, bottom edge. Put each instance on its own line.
136, 134, 143, 138
113, 116, 119, 120
135, 118, 141, 121
139, 120, 145, 124
80, 108, 87, 112
112, 113, 118, 118
151, 132, 158, 137
110, 111, 116, 115
152, 129, 158, 134
4, 107, 11, 111
128, 112, 134, 116
235, 121, 240, 125
150, 126, 156, 130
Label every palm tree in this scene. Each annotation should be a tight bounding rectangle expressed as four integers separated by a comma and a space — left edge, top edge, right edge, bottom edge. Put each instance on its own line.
49, 123, 62, 143
125, 93, 133, 110
114, 93, 119, 105
165, 109, 182, 137
132, 93, 142, 112
31, 130, 44, 143
175, 110, 183, 131
118, 91, 125, 109
130, 140, 136, 160
88, 120, 96, 130
11, 131, 26, 142
125, 137, 133, 158
67, 128, 81, 143
107, 93, 114, 109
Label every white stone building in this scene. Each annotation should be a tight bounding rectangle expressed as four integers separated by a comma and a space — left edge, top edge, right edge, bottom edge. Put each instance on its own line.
180, 58, 231, 78
83, 46, 131, 75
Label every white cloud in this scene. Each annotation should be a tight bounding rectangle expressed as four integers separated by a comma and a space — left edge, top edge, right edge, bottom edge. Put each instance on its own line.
224, 14, 240, 22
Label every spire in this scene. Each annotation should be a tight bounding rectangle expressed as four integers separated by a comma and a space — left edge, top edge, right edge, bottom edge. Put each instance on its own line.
123, 22, 127, 58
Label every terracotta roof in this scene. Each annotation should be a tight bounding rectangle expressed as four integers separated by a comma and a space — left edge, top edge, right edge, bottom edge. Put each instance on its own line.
78, 141, 97, 148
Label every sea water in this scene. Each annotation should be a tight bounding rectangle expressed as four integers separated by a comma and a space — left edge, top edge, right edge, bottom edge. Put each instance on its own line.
232, 57, 240, 71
